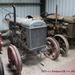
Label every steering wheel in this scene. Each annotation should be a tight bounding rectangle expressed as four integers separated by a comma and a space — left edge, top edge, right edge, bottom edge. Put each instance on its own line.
4, 13, 14, 20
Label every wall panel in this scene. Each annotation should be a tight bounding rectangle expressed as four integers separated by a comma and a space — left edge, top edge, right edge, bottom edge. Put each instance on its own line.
46, 0, 75, 16
0, 0, 40, 30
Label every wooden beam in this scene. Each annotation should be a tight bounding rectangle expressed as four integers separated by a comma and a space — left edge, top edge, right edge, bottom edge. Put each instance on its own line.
40, 0, 46, 14
0, 2, 42, 5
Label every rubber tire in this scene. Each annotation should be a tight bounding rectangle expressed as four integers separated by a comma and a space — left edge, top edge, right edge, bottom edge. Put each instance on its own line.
0, 57, 4, 75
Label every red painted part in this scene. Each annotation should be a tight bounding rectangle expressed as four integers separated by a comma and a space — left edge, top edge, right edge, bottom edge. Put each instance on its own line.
0, 43, 2, 50
44, 37, 60, 60
12, 45, 22, 73
8, 44, 22, 74
0, 35, 2, 50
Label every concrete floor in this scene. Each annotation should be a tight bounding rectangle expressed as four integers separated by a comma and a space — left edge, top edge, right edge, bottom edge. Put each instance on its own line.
0, 40, 75, 75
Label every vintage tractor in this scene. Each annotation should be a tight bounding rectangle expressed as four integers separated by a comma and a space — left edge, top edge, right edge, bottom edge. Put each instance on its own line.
39, 5, 70, 56
40, 12, 69, 56
2, 5, 60, 74
30, 14, 69, 56
0, 57, 4, 75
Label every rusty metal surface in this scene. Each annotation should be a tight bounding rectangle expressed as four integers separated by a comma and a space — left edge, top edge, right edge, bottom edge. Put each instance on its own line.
67, 23, 75, 38
64, 16, 75, 23
41, 11, 75, 38
54, 34, 69, 56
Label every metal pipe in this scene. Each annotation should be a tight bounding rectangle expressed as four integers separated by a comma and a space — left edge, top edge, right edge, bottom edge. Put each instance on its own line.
55, 4, 58, 26
12, 5, 16, 26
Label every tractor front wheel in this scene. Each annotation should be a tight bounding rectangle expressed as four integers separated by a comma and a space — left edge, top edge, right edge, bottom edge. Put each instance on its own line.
7, 44, 22, 74
44, 37, 60, 60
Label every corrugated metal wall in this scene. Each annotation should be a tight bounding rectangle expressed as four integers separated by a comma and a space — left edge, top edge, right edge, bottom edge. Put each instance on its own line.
2, 0, 75, 30
46, 0, 75, 16
0, 0, 40, 30
0, 0, 40, 3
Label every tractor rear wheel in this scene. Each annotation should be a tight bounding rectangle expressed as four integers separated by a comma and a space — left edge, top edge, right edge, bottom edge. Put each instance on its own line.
54, 34, 69, 56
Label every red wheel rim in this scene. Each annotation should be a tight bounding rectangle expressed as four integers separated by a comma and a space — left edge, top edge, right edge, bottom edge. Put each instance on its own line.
0, 36, 2, 50
44, 37, 60, 60
8, 44, 22, 73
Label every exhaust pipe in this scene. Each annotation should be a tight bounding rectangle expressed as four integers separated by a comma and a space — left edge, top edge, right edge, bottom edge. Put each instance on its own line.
12, 5, 16, 26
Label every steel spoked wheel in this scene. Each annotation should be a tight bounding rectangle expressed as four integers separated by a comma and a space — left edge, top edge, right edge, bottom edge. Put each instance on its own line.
54, 34, 69, 56
8, 44, 22, 74
0, 57, 4, 75
44, 37, 60, 60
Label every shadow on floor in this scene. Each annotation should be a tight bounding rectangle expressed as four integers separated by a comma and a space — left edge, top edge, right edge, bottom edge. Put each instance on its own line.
22, 55, 46, 66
